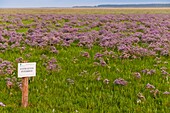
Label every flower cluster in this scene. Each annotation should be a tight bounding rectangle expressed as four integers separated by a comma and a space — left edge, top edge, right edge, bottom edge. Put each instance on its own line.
46, 58, 60, 72
113, 78, 128, 86
0, 59, 15, 76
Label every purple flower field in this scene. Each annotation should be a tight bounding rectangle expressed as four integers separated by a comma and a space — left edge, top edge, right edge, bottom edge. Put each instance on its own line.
0, 14, 169, 57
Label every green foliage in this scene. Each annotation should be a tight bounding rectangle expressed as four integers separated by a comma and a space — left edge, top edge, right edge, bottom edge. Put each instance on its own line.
16, 28, 29, 33
0, 44, 170, 113
91, 27, 100, 31
22, 20, 34, 25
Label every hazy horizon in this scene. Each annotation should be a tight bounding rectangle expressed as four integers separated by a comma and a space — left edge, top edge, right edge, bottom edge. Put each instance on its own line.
0, 0, 170, 8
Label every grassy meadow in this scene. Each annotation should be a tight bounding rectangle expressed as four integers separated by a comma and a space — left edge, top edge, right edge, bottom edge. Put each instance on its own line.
0, 8, 170, 113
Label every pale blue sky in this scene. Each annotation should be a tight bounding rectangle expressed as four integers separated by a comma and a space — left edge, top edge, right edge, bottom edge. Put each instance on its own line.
0, 0, 169, 8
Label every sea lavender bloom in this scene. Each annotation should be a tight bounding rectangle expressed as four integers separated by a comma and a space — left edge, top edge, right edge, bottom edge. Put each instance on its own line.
46, 58, 59, 71
0, 102, 5, 107
161, 70, 169, 75
100, 59, 107, 66
160, 50, 169, 56
133, 72, 141, 79
81, 52, 90, 58
94, 53, 103, 59
150, 89, 159, 97
50, 46, 58, 54
46, 63, 57, 71
163, 91, 170, 95
48, 57, 57, 63
6, 80, 13, 89
6, 68, 13, 75
114, 78, 128, 86
141, 69, 149, 74
147, 69, 156, 75
0, 60, 14, 76
15, 57, 23, 63
2, 60, 11, 65
146, 83, 155, 90
120, 52, 130, 59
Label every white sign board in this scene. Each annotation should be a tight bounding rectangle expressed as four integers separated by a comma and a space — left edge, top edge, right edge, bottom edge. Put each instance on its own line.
18, 62, 36, 78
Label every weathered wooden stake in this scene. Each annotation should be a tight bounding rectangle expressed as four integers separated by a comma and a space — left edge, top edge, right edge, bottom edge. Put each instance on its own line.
22, 77, 28, 107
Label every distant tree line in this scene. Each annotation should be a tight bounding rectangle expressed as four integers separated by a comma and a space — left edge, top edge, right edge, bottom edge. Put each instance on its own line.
98, 4, 170, 8
73, 3, 170, 8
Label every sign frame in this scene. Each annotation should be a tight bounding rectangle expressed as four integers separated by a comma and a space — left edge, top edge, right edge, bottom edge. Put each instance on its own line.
18, 62, 36, 78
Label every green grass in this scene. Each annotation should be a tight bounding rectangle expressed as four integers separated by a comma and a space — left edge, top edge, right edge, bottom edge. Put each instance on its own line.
0, 21, 11, 25
16, 28, 29, 33
0, 44, 170, 112
22, 20, 34, 25
91, 27, 100, 31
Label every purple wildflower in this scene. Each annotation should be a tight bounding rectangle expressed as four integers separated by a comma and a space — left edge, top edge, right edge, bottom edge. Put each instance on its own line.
94, 53, 103, 59
100, 59, 107, 66
6, 80, 13, 89
150, 89, 159, 97
15, 57, 23, 63
0, 102, 5, 107
163, 91, 170, 95
146, 83, 155, 90
81, 52, 90, 58
133, 72, 141, 79
114, 78, 128, 86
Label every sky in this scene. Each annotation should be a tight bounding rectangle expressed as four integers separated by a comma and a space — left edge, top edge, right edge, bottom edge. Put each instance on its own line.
0, 0, 170, 8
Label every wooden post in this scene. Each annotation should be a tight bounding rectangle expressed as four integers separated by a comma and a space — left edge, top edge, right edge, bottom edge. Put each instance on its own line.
22, 77, 28, 107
